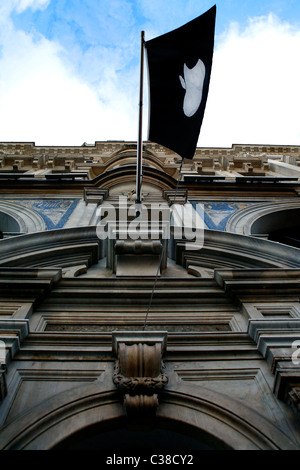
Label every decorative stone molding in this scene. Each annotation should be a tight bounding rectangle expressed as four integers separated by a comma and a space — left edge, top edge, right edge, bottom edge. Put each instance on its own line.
32, 158, 40, 169
112, 332, 168, 420
46, 158, 54, 168
248, 319, 300, 413
84, 188, 108, 205
13, 160, 24, 171
0, 228, 101, 269
164, 190, 187, 205
64, 160, 74, 171
174, 233, 300, 274
247, 319, 300, 359
0, 319, 30, 401
0, 269, 62, 300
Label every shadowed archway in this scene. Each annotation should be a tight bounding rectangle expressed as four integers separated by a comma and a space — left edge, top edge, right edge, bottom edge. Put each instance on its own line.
51, 417, 222, 451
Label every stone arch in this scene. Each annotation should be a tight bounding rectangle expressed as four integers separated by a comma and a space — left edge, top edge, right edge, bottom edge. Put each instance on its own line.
0, 226, 100, 268
225, 201, 300, 238
92, 165, 176, 192
172, 228, 300, 272
249, 206, 300, 248
0, 226, 299, 271
0, 210, 20, 234
103, 148, 167, 174
0, 201, 46, 234
0, 379, 296, 450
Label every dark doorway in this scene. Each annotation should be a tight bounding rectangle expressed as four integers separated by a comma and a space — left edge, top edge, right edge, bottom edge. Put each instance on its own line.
51, 419, 229, 451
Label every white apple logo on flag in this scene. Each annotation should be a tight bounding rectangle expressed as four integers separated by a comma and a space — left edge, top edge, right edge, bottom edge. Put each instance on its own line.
179, 59, 205, 117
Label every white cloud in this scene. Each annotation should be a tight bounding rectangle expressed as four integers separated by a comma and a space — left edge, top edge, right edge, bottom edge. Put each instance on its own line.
199, 14, 300, 147
1, 6, 299, 148
14, 0, 50, 13
0, 3, 140, 145
0, 0, 49, 16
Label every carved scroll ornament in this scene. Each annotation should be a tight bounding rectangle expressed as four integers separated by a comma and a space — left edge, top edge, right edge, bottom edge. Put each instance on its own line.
112, 332, 168, 419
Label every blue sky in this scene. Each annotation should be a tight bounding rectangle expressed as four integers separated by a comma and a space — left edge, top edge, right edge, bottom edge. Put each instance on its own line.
0, 0, 300, 148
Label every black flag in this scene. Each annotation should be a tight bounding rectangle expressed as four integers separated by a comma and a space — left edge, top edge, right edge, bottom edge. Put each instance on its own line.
146, 5, 216, 160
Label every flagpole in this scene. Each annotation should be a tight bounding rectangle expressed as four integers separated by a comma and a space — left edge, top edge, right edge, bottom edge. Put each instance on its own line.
135, 30, 145, 205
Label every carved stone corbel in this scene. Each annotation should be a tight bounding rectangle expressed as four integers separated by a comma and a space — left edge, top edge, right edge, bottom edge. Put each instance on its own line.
112, 332, 168, 421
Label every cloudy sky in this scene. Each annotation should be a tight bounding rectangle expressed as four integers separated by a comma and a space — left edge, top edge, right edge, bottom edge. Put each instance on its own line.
0, 0, 300, 148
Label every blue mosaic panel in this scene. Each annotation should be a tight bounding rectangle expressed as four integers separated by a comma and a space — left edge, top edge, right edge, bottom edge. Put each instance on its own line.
6, 199, 80, 230
191, 201, 252, 231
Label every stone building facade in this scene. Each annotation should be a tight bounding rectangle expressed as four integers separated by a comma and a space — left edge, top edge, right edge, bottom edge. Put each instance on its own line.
0, 140, 299, 451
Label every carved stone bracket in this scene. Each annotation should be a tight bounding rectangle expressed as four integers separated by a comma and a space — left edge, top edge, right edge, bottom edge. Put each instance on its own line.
112, 332, 168, 421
